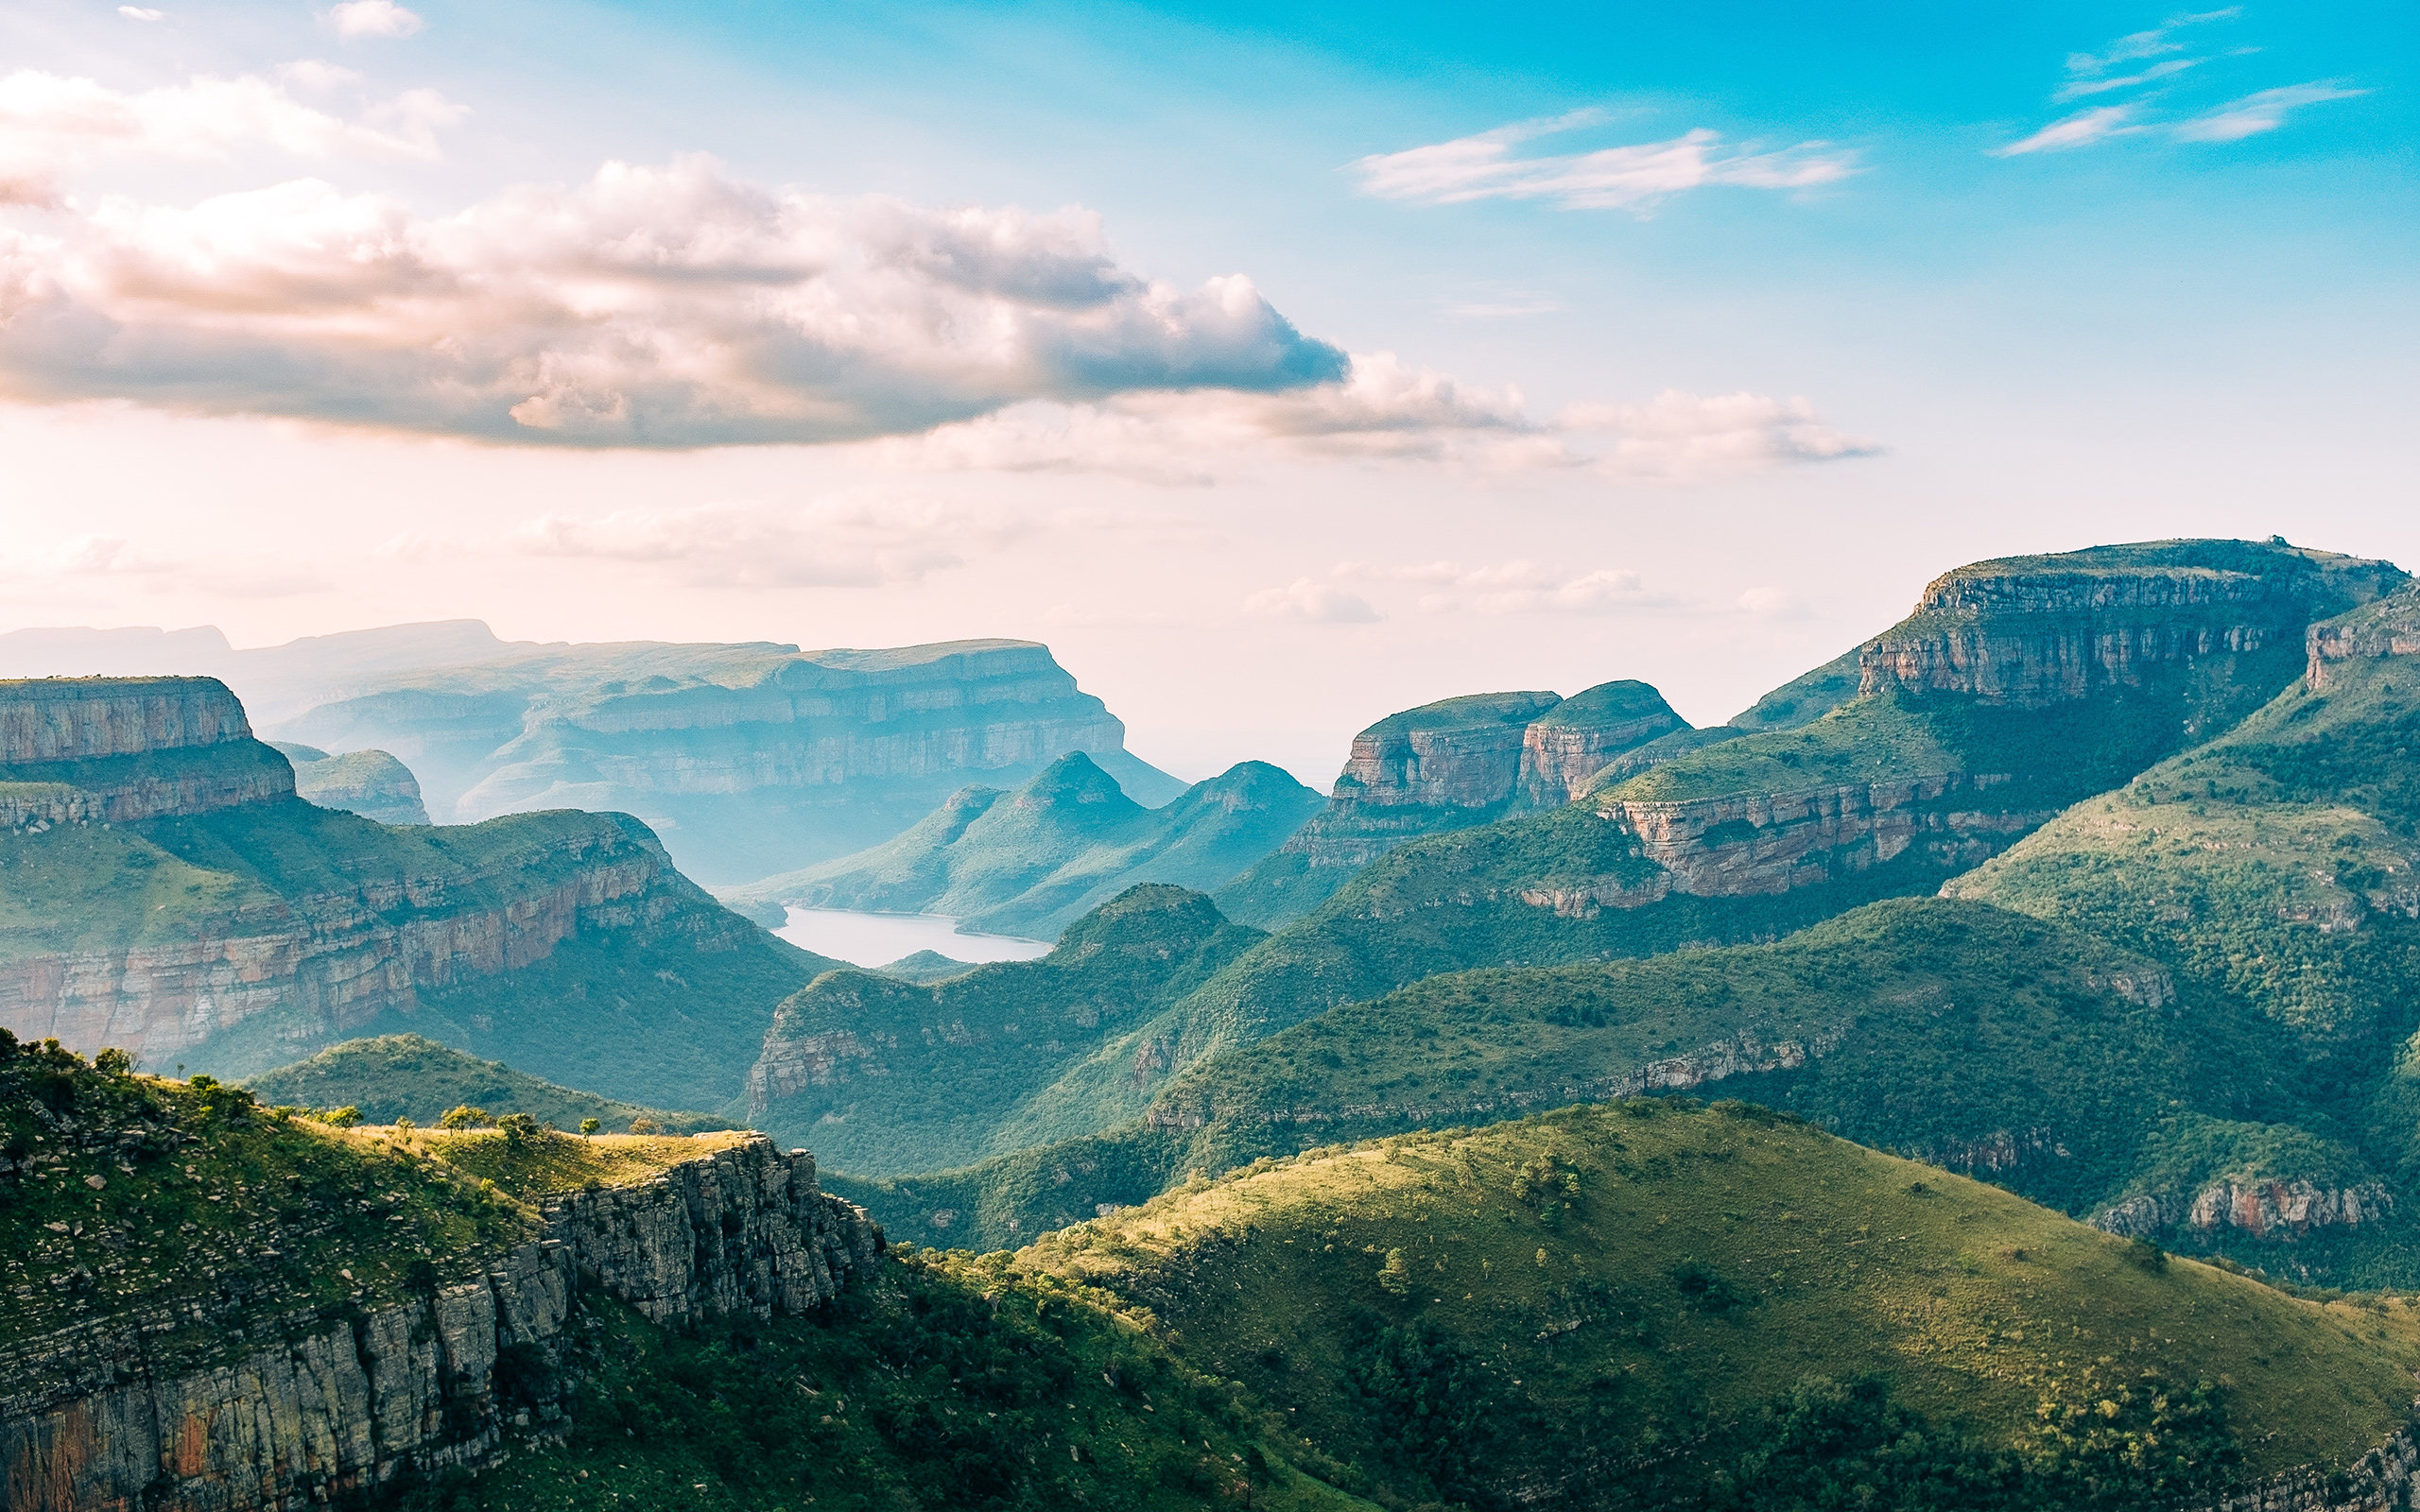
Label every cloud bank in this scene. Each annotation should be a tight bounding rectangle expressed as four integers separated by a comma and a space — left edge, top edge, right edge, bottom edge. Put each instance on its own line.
1349, 111, 1854, 213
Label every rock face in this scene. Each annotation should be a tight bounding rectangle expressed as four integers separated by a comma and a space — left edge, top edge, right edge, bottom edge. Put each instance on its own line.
2096, 1180, 2394, 1242
0, 1137, 879, 1512
0, 679, 829, 1102
271, 638, 1184, 885
0, 678, 293, 825
273, 744, 432, 826
2308, 579, 2420, 688
1215, 680, 1685, 928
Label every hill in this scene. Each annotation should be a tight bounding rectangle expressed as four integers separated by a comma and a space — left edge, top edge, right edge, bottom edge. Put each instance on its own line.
271, 741, 432, 824
241, 1034, 732, 1132
0, 1038, 1359, 1512
720, 753, 1322, 939
745, 885, 1266, 1174
264, 635, 1185, 885
874, 948, 977, 983
1009, 1102, 2420, 1509
1947, 578, 2420, 1273
0, 676, 839, 1112
989, 540, 2404, 1144
1216, 680, 1685, 930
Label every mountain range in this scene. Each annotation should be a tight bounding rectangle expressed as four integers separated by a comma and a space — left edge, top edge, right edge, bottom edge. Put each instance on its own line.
14, 534, 2420, 1509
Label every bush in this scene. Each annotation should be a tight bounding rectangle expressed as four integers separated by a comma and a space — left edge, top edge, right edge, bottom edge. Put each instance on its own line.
579, 1118, 601, 1136
439, 1106, 493, 1130
318, 1106, 364, 1127
497, 1112, 543, 1144
93, 1047, 132, 1077
1376, 1248, 1411, 1295
629, 1116, 663, 1135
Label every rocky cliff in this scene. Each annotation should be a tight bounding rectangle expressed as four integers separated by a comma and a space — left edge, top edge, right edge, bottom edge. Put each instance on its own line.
2308, 579, 2420, 688
0, 1104, 876, 1512
1216, 680, 1685, 929
0, 678, 294, 825
0, 679, 835, 1105
270, 638, 1184, 885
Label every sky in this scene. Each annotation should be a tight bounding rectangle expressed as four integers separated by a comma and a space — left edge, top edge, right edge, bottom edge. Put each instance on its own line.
0, 0, 2411, 783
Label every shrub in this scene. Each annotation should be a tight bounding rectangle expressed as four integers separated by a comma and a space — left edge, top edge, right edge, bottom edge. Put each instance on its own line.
629, 1116, 663, 1135
497, 1113, 543, 1144
319, 1106, 363, 1128
1377, 1248, 1412, 1295
579, 1118, 601, 1136
93, 1047, 132, 1077
440, 1106, 493, 1130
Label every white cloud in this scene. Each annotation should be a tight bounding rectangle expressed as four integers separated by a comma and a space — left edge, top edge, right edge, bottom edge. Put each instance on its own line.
1737, 587, 1806, 620
1348, 112, 1855, 213
1326, 559, 1669, 616
0, 68, 463, 205
118, 8, 164, 21
328, 1, 423, 39
2173, 82, 2365, 142
1559, 389, 1878, 477
1241, 577, 1380, 625
508, 497, 1028, 588
0, 155, 1348, 445
1992, 105, 2140, 156
2054, 59, 2199, 100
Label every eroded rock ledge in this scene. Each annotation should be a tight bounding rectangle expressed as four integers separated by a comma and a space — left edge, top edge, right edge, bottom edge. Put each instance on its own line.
0, 1136, 879, 1512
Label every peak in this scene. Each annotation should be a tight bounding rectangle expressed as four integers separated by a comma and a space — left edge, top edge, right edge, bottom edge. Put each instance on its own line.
1529, 679, 1677, 728
1052, 884, 1226, 950
1358, 690, 1562, 740
1017, 750, 1133, 807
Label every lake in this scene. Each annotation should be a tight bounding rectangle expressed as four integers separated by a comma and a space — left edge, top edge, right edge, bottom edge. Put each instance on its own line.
773, 906, 1054, 968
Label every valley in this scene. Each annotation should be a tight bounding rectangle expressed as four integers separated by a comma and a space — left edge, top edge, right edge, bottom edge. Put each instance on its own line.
9, 537, 2420, 1510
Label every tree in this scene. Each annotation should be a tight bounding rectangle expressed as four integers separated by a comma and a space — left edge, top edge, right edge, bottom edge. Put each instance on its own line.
93, 1047, 132, 1077
320, 1106, 363, 1128
579, 1118, 601, 1136
392, 1115, 417, 1134
1377, 1248, 1412, 1295
629, 1116, 663, 1135
439, 1106, 493, 1130
497, 1112, 542, 1144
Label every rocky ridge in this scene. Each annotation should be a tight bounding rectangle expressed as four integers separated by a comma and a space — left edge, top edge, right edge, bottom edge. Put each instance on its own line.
273, 743, 431, 826
1, 679, 294, 826
0, 1129, 876, 1512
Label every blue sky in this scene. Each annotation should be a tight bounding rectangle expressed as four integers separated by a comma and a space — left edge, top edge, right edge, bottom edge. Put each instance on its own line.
0, 0, 2410, 780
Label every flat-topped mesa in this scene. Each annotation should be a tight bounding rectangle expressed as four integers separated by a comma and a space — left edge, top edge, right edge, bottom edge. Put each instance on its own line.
2308, 580, 2420, 688
1861, 540, 2404, 706
1331, 691, 1560, 812
0, 676, 294, 826
1515, 680, 1685, 807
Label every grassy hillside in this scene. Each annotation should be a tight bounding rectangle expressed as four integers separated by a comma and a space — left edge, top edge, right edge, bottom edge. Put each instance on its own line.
243, 1034, 731, 1132
1013, 1104, 2420, 1509
7, 1038, 1366, 1512
1015, 541, 2399, 1151
832, 899, 2285, 1252
747, 885, 1265, 1174
720, 753, 1321, 940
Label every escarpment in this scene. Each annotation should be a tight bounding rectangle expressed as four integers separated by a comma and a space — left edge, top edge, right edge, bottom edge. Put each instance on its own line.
0, 678, 294, 826
270, 637, 1183, 884
0, 679, 835, 1102
0, 1128, 877, 1512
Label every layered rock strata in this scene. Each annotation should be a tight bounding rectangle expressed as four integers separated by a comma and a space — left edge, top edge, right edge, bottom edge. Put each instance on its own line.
0, 679, 293, 825
0, 1137, 878, 1512
2308, 580, 2420, 688
2095, 1180, 2394, 1242
274, 745, 432, 826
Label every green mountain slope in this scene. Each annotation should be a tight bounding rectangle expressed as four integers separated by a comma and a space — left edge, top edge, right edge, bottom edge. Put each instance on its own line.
746, 885, 1265, 1174
270, 741, 432, 824
1010, 1103, 2420, 1510
720, 753, 1321, 940
242, 1034, 731, 1132
994, 541, 2401, 1146
1947, 580, 2420, 1266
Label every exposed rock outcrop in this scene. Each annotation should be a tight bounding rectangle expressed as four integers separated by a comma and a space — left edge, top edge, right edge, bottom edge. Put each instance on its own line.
2095, 1179, 2394, 1241
2308, 580, 2420, 688
271, 638, 1183, 885
0, 678, 294, 825
0, 1137, 878, 1512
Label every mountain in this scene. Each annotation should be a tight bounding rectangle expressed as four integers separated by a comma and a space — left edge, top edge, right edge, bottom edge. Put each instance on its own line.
989, 540, 2406, 1143
0, 625, 1185, 886
0, 676, 838, 1110
1, 1042, 1370, 1512
873, 948, 976, 983
719, 752, 1322, 939
1007, 1103, 2420, 1510
271, 741, 432, 824
1215, 680, 1686, 930
1945, 577, 2420, 1271
242, 1033, 732, 1132
745, 885, 1265, 1176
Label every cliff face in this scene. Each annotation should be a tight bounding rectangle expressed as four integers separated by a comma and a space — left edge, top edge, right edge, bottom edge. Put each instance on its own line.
274, 745, 432, 826
0, 678, 294, 825
0, 680, 830, 1102
2308, 580, 2420, 688
1217, 681, 1685, 930
0, 1136, 877, 1512
271, 639, 1182, 885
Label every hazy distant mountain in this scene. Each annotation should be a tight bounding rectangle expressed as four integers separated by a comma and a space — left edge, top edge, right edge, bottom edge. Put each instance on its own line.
720, 752, 1322, 939
270, 742, 431, 825
0, 624, 1183, 885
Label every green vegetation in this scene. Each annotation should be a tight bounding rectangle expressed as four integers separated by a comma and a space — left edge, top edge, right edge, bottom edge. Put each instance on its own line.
0, 1031, 535, 1370
1012, 1103, 2420, 1508
242, 1035, 731, 1133
750, 885, 1265, 1173
274, 744, 432, 825
876, 949, 977, 983
831, 899, 2273, 1252
719, 753, 1320, 939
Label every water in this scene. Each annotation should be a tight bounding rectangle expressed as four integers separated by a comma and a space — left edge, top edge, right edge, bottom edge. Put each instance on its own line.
773, 906, 1053, 969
